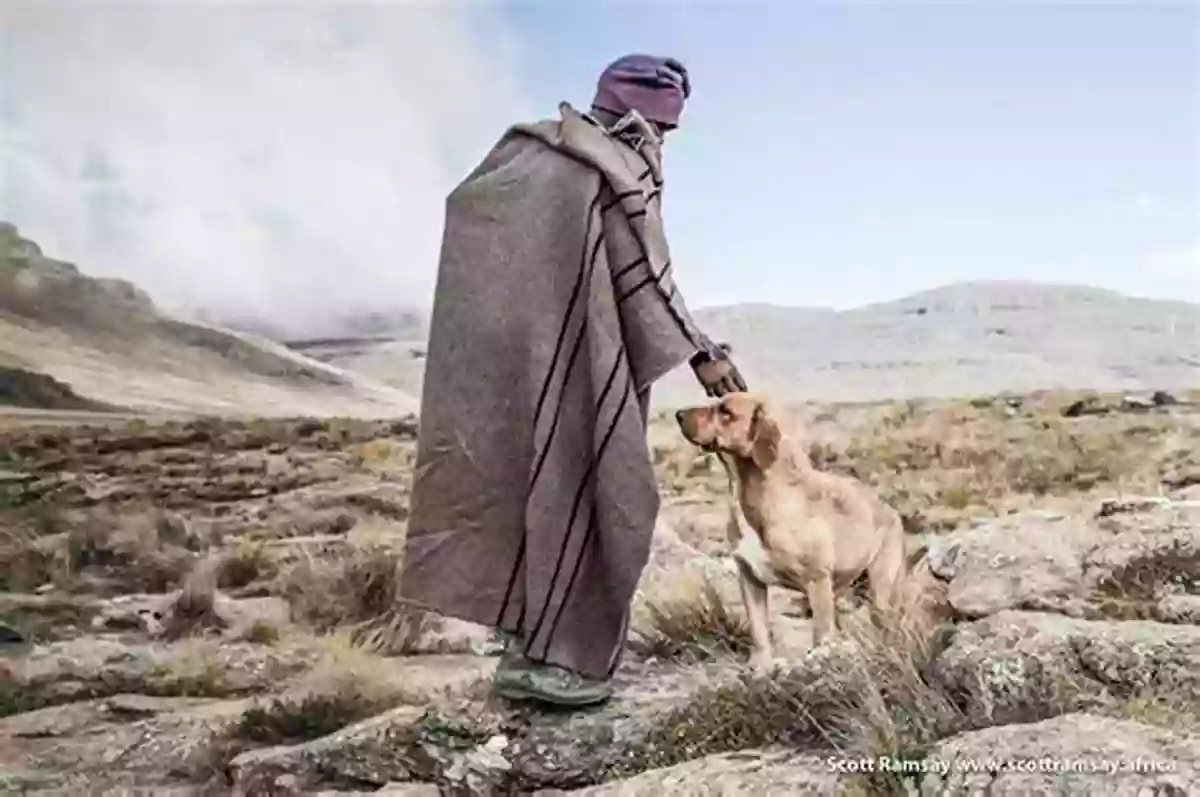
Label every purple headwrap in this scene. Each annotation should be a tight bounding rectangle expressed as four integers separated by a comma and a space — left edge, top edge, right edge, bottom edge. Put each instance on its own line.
591, 54, 691, 128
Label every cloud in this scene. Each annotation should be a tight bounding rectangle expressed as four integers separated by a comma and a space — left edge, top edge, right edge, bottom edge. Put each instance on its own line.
0, 1, 531, 337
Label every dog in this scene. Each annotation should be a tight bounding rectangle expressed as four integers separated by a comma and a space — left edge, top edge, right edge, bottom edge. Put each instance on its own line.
675, 392, 907, 669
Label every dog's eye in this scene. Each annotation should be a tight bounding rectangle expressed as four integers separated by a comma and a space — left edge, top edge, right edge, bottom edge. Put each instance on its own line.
717, 405, 733, 419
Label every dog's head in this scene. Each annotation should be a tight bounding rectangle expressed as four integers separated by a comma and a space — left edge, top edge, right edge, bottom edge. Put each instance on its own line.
674, 392, 781, 469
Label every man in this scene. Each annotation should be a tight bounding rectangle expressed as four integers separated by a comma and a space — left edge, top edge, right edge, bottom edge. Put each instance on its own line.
400, 54, 746, 707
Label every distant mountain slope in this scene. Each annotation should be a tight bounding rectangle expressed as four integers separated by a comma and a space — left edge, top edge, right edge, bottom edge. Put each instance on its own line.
0, 223, 417, 417
652, 281, 1200, 406
293, 280, 1199, 410
24, 208, 1188, 416
286, 337, 428, 398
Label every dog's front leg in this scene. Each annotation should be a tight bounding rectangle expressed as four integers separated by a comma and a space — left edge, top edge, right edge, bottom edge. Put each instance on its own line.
735, 558, 772, 670
805, 571, 837, 646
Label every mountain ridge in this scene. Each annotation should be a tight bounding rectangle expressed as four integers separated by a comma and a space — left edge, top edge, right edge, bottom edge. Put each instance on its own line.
2, 219, 1195, 413
0, 223, 418, 417
653, 279, 1200, 406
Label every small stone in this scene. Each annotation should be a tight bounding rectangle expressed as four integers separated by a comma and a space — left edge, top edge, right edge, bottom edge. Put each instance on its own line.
1152, 390, 1179, 406
1121, 394, 1157, 411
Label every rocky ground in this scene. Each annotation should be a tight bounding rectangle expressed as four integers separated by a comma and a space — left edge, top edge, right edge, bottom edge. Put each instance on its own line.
1, 390, 1198, 795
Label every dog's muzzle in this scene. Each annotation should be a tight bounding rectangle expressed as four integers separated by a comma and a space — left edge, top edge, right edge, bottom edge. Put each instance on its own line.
675, 409, 717, 451
674, 409, 696, 440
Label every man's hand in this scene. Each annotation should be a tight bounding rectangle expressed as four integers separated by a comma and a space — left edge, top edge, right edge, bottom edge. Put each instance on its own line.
690, 343, 747, 397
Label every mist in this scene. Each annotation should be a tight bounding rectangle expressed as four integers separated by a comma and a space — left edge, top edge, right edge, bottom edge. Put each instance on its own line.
0, 1, 531, 338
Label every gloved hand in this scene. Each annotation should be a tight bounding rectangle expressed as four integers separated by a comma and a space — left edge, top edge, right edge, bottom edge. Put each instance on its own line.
690, 342, 747, 398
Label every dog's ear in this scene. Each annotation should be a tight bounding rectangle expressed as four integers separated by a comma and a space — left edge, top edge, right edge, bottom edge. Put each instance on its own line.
750, 404, 780, 469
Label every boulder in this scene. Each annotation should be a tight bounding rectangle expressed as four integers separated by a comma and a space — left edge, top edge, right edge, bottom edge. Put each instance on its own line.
1086, 525, 1200, 612
923, 505, 1200, 625
535, 749, 846, 795
930, 611, 1200, 727
1157, 594, 1200, 625
925, 515, 1096, 618
6, 636, 322, 711
230, 659, 738, 794
919, 713, 1198, 795
0, 694, 252, 794
630, 520, 742, 634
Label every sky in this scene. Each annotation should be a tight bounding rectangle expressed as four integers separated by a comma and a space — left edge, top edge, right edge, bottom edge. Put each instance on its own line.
1, 1, 1197, 336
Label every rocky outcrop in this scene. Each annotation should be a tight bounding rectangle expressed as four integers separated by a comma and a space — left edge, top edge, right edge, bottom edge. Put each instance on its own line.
925, 502, 1200, 624
5, 636, 322, 711
930, 611, 1200, 727
228, 660, 737, 794
0, 694, 253, 794
926, 513, 1096, 618
0, 222, 157, 327
0, 650, 499, 794
536, 749, 845, 795
920, 714, 1198, 795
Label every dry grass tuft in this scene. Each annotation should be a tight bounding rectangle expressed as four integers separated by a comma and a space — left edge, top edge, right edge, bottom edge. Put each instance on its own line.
653, 393, 1197, 548
64, 513, 197, 593
234, 634, 409, 745
276, 544, 398, 626
825, 614, 965, 795
813, 404, 1181, 532
0, 593, 99, 643
235, 691, 380, 746
618, 604, 963, 793
1090, 538, 1200, 620
274, 544, 432, 655
0, 504, 71, 591
1111, 689, 1200, 735
143, 643, 235, 698
242, 619, 281, 645
0, 525, 63, 592
161, 557, 226, 640
347, 438, 405, 471
1, 507, 201, 595
304, 633, 417, 704
218, 538, 277, 591
637, 572, 753, 662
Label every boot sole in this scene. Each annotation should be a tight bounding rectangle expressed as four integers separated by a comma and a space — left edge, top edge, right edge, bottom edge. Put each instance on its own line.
492, 679, 612, 708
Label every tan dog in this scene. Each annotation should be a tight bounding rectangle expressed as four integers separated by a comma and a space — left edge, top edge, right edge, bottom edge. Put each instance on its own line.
675, 393, 907, 669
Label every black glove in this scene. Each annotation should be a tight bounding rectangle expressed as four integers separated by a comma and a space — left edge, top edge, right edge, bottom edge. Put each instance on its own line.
690, 342, 747, 398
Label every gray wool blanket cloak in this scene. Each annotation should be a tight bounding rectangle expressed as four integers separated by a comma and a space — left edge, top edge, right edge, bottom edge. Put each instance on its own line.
400, 103, 711, 679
